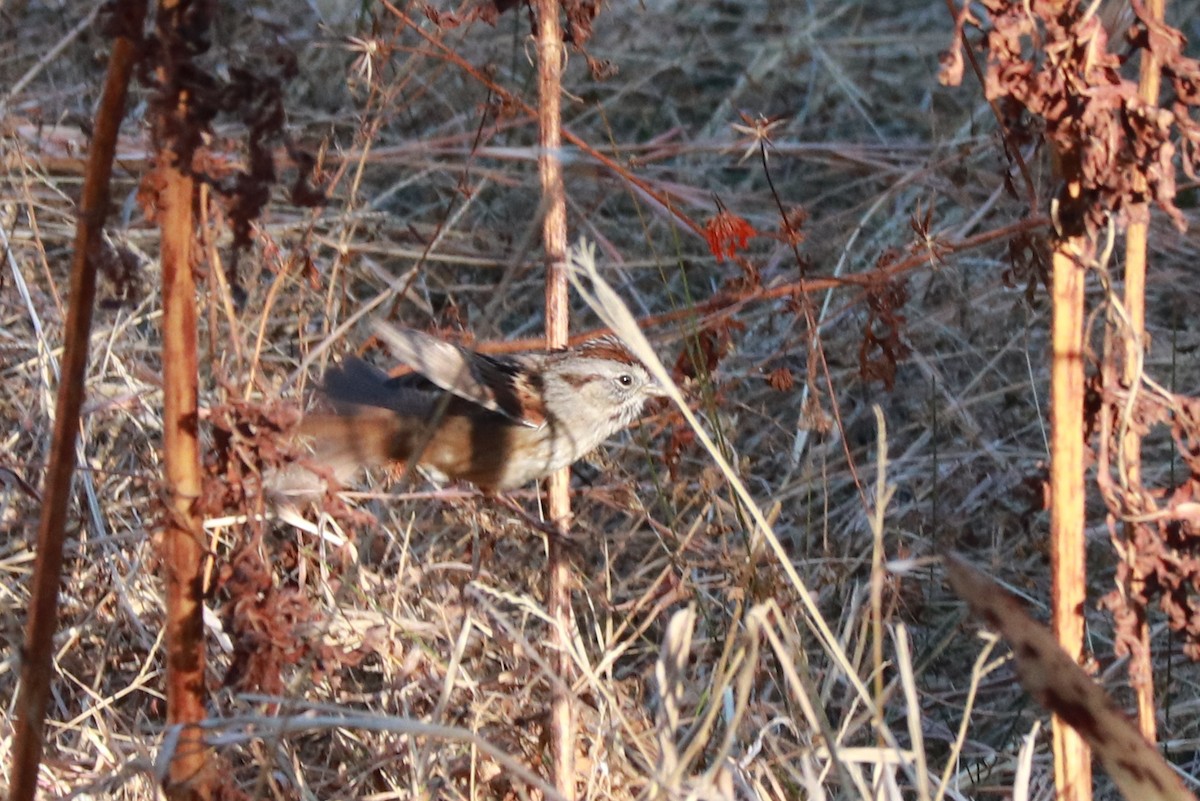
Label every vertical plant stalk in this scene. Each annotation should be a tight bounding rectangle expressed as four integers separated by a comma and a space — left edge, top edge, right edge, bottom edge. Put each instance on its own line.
534, 1, 575, 798
6, 2, 147, 798
1121, 0, 1165, 743
1050, 239, 1091, 801
159, 152, 211, 801
155, 1, 212, 797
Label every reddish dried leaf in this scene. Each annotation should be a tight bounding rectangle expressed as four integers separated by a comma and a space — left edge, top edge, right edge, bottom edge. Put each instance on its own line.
704, 210, 758, 263
767, 367, 794, 392
857, 272, 911, 390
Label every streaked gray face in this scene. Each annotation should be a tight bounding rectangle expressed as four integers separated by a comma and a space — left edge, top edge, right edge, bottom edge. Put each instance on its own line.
590, 359, 659, 428
543, 357, 660, 439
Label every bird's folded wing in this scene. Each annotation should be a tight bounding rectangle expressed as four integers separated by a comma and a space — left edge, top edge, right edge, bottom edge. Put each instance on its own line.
372, 321, 544, 427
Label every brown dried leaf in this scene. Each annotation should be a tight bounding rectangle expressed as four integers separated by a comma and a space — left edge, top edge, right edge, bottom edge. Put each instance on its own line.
946, 553, 1197, 801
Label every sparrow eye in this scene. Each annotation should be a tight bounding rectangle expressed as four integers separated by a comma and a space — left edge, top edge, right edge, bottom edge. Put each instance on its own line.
617, 373, 634, 387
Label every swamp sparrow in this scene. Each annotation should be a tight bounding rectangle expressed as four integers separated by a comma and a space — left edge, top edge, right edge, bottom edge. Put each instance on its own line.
298, 322, 665, 493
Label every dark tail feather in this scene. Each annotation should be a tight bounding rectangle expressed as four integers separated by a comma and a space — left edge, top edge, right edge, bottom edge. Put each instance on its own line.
321, 357, 399, 409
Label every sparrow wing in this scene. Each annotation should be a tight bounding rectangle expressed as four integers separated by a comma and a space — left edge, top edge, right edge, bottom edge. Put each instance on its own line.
372, 321, 546, 428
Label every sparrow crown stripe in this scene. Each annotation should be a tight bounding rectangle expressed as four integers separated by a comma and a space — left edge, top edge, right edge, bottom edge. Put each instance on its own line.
573, 336, 641, 366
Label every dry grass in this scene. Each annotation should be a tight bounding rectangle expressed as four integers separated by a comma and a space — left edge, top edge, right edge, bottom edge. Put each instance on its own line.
3, 0, 1200, 799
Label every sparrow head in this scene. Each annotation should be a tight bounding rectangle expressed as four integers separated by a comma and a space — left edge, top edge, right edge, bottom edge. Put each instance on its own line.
543, 336, 665, 434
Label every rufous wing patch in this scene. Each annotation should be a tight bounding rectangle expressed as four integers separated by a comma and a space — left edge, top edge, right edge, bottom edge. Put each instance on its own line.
372, 321, 544, 428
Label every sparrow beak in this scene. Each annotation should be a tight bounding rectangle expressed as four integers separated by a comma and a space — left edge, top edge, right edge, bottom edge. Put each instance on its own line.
647, 382, 670, 398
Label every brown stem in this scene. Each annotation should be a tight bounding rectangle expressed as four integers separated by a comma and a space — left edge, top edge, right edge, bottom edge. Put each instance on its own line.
1050, 238, 1092, 801
535, 1, 576, 798
7, 2, 147, 797
1121, 0, 1164, 744
155, 1, 212, 797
